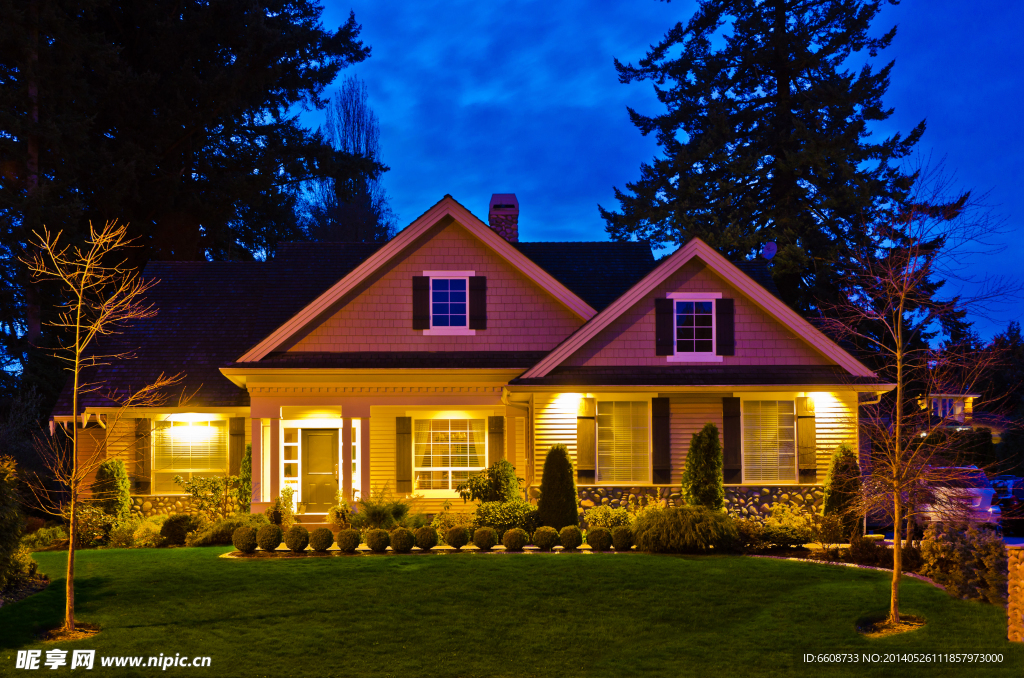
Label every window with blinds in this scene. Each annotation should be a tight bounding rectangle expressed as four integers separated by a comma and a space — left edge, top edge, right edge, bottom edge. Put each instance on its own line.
596, 401, 650, 483
153, 420, 229, 493
742, 401, 796, 482
413, 418, 485, 491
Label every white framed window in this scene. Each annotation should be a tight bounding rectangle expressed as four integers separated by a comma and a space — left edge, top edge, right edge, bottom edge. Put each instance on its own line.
742, 400, 797, 483
596, 401, 650, 483
423, 270, 476, 336
153, 420, 228, 493
667, 292, 722, 362
413, 418, 486, 491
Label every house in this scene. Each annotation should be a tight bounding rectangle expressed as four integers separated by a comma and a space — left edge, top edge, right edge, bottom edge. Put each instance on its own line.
53, 194, 893, 523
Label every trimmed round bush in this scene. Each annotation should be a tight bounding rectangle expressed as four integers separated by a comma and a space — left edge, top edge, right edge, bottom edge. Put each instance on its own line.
256, 524, 283, 552
502, 527, 529, 552
232, 526, 258, 554
473, 526, 497, 551
284, 525, 310, 553
559, 525, 583, 551
160, 513, 201, 546
586, 527, 612, 552
446, 526, 470, 550
309, 527, 334, 552
415, 526, 438, 551
611, 526, 633, 552
532, 526, 559, 552
390, 527, 415, 553
365, 528, 390, 553
336, 528, 361, 554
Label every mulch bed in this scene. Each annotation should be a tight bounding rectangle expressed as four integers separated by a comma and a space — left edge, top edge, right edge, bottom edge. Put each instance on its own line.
0, 575, 50, 610
39, 622, 101, 643
856, 614, 927, 638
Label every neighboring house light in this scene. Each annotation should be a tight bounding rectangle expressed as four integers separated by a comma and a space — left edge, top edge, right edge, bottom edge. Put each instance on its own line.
153, 419, 228, 493
412, 418, 486, 491
414, 270, 486, 335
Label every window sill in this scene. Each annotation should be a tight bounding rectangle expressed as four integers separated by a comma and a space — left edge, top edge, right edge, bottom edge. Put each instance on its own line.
412, 489, 463, 498
667, 354, 723, 363
423, 327, 477, 336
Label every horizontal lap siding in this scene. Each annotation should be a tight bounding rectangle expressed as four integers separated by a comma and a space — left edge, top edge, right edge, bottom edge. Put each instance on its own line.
815, 393, 858, 476
669, 399, 724, 485
534, 394, 578, 473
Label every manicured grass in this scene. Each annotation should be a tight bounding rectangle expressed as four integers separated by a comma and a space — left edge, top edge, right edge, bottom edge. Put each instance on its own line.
1, 549, 1021, 677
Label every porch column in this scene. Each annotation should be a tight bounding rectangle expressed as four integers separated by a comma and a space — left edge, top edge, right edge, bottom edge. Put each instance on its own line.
359, 416, 370, 498
250, 418, 263, 504
269, 417, 281, 501
341, 418, 353, 502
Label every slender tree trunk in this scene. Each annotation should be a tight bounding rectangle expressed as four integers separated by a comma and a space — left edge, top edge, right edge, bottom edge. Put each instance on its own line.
890, 496, 901, 624
65, 490, 76, 632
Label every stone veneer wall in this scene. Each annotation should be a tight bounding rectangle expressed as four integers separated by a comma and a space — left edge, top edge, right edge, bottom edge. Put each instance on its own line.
130, 495, 240, 518
576, 485, 823, 519
1010, 546, 1024, 643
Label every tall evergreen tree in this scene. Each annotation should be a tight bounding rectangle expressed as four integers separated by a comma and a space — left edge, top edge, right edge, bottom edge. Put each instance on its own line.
601, 0, 923, 314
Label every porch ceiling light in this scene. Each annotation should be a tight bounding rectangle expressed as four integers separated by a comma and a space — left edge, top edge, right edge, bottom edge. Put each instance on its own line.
169, 422, 216, 444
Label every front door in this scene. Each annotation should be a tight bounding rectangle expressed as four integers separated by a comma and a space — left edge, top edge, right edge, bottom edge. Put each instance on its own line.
301, 429, 338, 512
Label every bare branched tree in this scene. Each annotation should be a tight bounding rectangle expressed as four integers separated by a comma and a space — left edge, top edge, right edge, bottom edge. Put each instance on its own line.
819, 164, 1018, 626
20, 221, 183, 634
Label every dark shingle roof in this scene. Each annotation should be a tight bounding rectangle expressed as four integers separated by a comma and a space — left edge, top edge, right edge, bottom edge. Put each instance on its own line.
510, 365, 883, 387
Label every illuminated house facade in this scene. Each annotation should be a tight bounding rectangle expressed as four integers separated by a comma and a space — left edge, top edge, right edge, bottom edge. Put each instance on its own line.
55, 194, 892, 521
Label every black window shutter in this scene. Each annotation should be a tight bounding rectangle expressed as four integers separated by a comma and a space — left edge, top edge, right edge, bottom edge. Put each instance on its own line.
652, 397, 671, 484
135, 418, 151, 494
716, 298, 735, 356
469, 276, 487, 330
412, 277, 430, 330
722, 397, 741, 484
576, 398, 596, 483
487, 416, 505, 463
655, 298, 674, 356
229, 417, 245, 475
796, 397, 818, 483
396, 417, 412, 493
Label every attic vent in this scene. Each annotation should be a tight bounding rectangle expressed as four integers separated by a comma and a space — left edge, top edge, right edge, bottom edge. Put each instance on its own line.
488, 193, 519, 242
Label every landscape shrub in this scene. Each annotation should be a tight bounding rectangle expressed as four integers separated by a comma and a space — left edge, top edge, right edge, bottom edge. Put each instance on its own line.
430, 504, 475, 544
502, 527, 529, 551
559, 525, 583, 551
472, 526, 497, 551
365, 528, 390, 553
390, 527, 415, 553
611, 526, 633, 552
532, 526, 559, 552
352, 484, 424, 531
583, 505, 631, 530
284, 525, 309, 552
810, 513, 844, 560
680, 423, 724, 510
232, 527, 258, 554
160, 513, 203, 547
921, 522, 1007, 603
309, 528, 334, 552
336, 528, 361, 553
761, 504, 813, 548
414, 526, 438, 551
457, 459, 522, 504
328, 493, 351, 529
474, 499, 539, 539
0, 456, 25, 589
264, 487, 295, 530
75, 503, 114, 547
586, 527, 612, 552
108, 517, 143, 548
633, 506, 738, 554
186, 514, 269, 547
237, 444, 252, 514
256, 524, 283, 552
7, 546, 37, 587
537, 444, 578, 530
174, 474, 240, 522
93, 459, 132, 524
132, 520, 166, 548
445, 526, 470, 551
21, 525, 68, 551
821, 445, 862, 540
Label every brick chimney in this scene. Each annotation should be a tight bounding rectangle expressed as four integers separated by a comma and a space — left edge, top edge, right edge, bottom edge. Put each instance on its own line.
488, 193, 519, 242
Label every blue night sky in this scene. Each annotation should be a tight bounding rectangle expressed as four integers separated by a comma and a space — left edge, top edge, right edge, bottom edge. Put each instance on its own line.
311, 0, 1023, 338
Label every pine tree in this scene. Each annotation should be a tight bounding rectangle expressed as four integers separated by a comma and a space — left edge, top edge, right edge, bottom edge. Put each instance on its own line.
680, 423, 724, 510
821, 444, 861, 539
537, 444, 578, 530
601, 0, 923, 314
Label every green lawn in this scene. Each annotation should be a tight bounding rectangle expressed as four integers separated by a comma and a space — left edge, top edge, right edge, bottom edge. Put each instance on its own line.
0, 549, 1020, 677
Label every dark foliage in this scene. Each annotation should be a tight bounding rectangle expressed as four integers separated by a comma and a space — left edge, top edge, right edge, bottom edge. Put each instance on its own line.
256, 524, 283, 553
586, 527, 612, 552
822, 445, 862, 539
633, 507, 738, 554
365, 528, 390, 553
531, 526, 559, 552
284, 525, 309, 553
445, 526, 470, 551
474, 499, 538, 539
457, 459, 523, 504
414, 526, 438, 551
237, 445, 252, 515
232, 527, 258, 554
187, 514, 268, 547
308, 527, 333, 552
93, 459, 131, 524
335, 528, 360, 554
537, 444, 578, 530
472, 527, 497, 551
389, 527, 414, 553
559, 525, 583, 551
160, 514, 201, 547
502, 527, 529, 552
0, 457, 25, 589
611, 526, 633, 552
680, 423, 723, 510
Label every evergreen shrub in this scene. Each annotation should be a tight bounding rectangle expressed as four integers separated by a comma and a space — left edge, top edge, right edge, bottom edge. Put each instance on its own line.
532, 526, 559, 552
365, 528, 390, 553
186, 515, 269, 547
336, 528, 361, 553
559, 525, 583, 551
457, 459, 522, 504
680, 423, 724, 510
632, 506, 737, 554
284, 525, 309, 552
584, 505, 631, 529
502, 527, 529, 551
93, 459, 132, 524
0, 457, 25, 589
414, 526, 438, 551
474, 499, 539, 539
537, 444, 578, 530
472, 526, 497, 551
586, 527, 612, 552
160, 513, 202, 546
256, 524, 283, 552
445, 526, 470, 550
822, 444, 862, 539
108, 518, 142, 548
611, 526, 633, 552
237, 444, 252, 514
309, 528, 334, 552
232, 526, 258, 553
390, 527, 415, 553
132, 520, 166, 548
921, 522, 1007, 603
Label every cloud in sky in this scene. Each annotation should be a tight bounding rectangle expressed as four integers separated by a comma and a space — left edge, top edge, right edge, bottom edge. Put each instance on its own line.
311, 0, 1023, 335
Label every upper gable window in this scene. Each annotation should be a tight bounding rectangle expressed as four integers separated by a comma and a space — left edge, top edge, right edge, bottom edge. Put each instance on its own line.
431, 278, 468, 328
665, 293, 723, 362
414, 270, 481, 335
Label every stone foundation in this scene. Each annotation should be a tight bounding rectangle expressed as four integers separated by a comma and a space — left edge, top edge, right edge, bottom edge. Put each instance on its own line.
130, 494, 240, 518
1010, 546, 1023, 643
576, 485, 823, 520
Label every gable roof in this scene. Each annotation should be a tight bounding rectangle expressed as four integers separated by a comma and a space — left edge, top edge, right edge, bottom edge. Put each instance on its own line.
520, 237, 877, 380
237, 195, 602, 362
